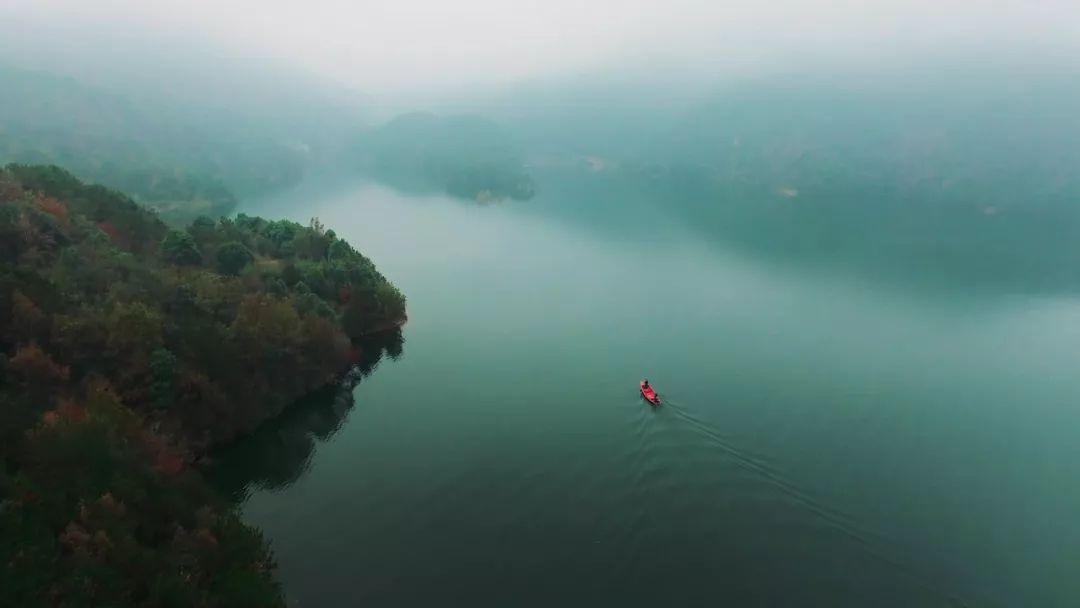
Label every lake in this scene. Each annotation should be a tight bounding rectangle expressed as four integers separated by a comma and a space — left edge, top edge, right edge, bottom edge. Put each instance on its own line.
213, 173, 1080, 606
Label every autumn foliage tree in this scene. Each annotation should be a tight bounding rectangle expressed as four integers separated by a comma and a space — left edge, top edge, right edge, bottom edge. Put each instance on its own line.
8, 342, 69, 400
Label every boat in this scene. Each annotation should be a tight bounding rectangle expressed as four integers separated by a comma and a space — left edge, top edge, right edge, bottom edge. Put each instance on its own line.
640, 380, 661, 405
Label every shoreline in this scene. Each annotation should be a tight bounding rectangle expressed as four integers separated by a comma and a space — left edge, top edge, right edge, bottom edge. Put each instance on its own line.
199, 317, 409, 460
355, 315, 408, 337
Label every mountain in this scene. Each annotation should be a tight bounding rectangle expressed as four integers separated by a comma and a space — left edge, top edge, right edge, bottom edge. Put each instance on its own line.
356, 112, 535, 202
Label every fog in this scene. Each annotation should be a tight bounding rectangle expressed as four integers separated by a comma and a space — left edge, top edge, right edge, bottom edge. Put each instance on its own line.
3, 0, 1078, 103
3, 0, 1080, 279
6, 4, 1080, 605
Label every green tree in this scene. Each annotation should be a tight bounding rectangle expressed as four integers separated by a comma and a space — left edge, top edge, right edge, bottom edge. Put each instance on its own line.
229, 294, 302, 360
216, 241, 254, 276
187, 215, 218, 245
106, 302, 164, 357
161, 229, 202, 266
149, 348, 177, 409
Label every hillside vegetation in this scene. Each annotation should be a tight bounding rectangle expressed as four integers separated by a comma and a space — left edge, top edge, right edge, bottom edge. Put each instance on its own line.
0, 66, 312, 224
0, 164, 405, 606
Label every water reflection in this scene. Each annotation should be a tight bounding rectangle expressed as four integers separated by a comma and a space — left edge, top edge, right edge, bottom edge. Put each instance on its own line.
206, 329, 404, 502
519, 165, 1080, 297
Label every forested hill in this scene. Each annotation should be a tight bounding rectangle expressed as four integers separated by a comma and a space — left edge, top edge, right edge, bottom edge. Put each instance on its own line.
0, 66, 313, 224
357, 112, 535, 202
0, 164, 405, 605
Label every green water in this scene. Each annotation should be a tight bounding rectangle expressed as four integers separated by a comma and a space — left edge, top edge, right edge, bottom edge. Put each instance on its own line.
215, 176, 1080, 606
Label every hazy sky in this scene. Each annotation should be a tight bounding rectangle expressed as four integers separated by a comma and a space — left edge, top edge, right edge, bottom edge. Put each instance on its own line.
3, 0, 1078, 98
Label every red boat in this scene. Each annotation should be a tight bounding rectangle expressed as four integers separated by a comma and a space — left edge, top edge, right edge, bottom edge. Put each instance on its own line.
640, 380, 660, 405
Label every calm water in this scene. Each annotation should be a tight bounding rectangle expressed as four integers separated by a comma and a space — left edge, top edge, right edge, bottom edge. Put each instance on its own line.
214, 175, 1080, 606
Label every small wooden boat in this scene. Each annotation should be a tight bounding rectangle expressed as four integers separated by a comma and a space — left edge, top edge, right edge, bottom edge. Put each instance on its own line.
640, 380, 660, 406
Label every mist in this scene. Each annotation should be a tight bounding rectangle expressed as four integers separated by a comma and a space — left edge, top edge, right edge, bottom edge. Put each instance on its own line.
3, 0, 1080, 279
8, 3, 1080, 606
3, 0, 1078, 103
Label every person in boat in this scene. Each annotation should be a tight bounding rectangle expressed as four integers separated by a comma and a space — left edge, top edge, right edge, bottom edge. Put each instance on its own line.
643, 379, 650, 390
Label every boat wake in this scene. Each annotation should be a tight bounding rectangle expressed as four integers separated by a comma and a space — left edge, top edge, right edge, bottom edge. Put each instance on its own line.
625, 393, 978, 607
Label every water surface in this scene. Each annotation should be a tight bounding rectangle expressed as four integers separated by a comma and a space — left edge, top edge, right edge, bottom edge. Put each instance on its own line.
216, 175, 1080, 606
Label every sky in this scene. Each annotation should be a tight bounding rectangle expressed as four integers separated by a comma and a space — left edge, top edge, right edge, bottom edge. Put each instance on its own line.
2, 0, 1078, 100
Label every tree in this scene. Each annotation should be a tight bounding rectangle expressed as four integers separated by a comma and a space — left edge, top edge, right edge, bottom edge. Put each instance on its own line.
149, 348, 177, 410
0, 167, 320, 606
161, 230, 202, 266
229, 294, 301, 360
292, 224, 330, 260
106, 302, 164, 357
8, 342, 69, 402
215, 241, 254, 276
10, 290, 47, 343
187, 215, 217, 245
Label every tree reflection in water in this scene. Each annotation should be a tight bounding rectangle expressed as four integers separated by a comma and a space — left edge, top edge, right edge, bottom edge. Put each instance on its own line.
206, 328, 404, 502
